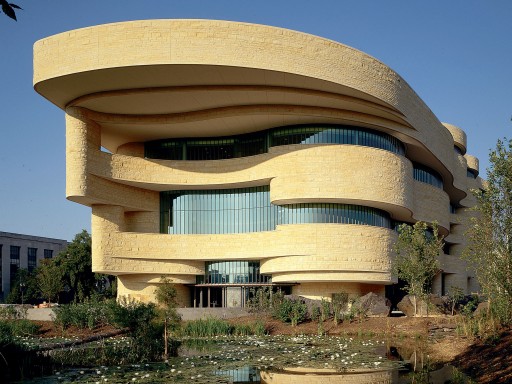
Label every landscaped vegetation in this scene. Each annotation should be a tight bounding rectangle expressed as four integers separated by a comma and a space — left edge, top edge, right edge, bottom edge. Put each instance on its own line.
1, 139, 512, 383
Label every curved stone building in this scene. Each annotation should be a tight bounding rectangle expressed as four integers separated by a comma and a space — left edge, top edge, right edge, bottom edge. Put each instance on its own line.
33, 20, 484, 306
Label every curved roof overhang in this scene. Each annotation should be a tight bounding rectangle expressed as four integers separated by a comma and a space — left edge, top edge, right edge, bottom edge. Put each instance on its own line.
33, 19, 466, 202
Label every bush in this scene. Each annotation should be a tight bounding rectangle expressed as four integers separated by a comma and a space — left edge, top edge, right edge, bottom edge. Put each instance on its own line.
0, 305, 28, 320
273, 298, 308, 326
53, 299, 111, 330
320, 299, 331, 321
247, 287, 285, 312
107, 297, 157, 331
332, 292, 349, 324
9, 319, 40, 337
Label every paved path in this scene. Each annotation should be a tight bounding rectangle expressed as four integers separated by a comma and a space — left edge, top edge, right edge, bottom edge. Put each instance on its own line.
27, 308, 54, 321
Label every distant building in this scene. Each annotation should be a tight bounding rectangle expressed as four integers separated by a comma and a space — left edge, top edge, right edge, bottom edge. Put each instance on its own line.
34, 20, 483, 307
0, 232, 68, 300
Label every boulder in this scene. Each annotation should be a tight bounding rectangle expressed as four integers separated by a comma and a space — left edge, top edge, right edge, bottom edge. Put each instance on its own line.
397, 294, 449, 316
352, 292, 391, 317
473, 301, 489, 317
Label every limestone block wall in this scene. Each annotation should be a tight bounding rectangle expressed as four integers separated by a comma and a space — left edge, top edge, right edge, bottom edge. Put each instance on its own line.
412, 182, 450, 232
117, 274, 191, 306
33, 19, 484, 303
443, 123, 467, 154
291, 283, 385, 301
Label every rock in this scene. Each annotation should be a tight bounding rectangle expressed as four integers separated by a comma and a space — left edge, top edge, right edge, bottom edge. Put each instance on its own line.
428, 294, 450, 315
284, 295, 323, 318
473, 301, 489, 317
352, 292, 391, 317
397, 294, 449, 316
397, 295, 416, 317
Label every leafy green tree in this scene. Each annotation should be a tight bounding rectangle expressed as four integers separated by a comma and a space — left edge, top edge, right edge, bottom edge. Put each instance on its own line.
5, 269, 38, 304
447, 286, 465, 316
464, 138, 512, 325
155, 277, 181, 359
331, 292, 348, 325
393, 221, 442, 316
36, 259, 63, 304
54, 230, 97, 302
0, 1, 22, 21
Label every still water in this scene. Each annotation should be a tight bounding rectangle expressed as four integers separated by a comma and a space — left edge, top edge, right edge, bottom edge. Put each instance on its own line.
28, 335, 468, 383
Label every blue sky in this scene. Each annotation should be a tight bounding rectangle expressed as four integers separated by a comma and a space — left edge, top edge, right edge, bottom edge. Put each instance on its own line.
1, 1, 511, 241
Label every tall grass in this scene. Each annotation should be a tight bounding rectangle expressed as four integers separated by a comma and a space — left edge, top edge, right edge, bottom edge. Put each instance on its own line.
181, 318, 267, 337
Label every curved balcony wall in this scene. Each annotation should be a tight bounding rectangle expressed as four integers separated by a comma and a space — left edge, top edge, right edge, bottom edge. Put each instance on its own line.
465, 154, 480, 175
452, 154, 468, 194
412, 181, 450, 232
92, 225, 394, 284
96, 145, 416, 220
34, 19, 465, 191
443, 123, 467, 155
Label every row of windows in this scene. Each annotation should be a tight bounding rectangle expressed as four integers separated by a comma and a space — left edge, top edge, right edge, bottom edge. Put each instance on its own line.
145, 124, 406, 161
161, 187, 391, 235
0, 245, 54, 283
197, 261, 271, 285
413, 163, 444, 189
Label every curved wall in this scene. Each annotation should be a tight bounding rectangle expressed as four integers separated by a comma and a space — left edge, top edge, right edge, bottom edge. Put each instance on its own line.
34, 19, 481, 303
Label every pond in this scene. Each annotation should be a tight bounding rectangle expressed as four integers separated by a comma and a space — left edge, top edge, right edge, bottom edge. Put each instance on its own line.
23, 335, 468, 383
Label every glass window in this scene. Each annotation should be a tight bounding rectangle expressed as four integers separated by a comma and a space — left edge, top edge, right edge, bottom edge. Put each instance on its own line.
145, 124, 405, 160
203, 261, 271, 285
28, 248, 37, 272
413, 163, 443, 189
10, 246, 20, 282
44, 249, 53, 259
161, 187, 392, 234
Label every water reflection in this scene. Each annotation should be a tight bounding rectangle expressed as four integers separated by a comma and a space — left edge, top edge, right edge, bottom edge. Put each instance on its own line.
214, 365, 460, 384
215, 366, 261, 383
261, 368, 395, 383
23, 336, 470, 383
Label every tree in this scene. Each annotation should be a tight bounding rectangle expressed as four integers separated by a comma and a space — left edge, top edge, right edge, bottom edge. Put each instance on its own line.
154, 277, 181, 359
464, 138, 512, 325
447, 286, 465, 316
36, 259, 63, 304
54, 230, 97, 302
393, 221, 442, 316
5, 268, 38, 304
0, 1, 22, 21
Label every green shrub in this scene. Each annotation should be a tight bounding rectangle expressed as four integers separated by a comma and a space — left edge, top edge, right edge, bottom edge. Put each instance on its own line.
332, 292, 349, 325
107, 297, 157, 331
0, 321, 14, 347
0, 305, 27, 320
9, 319, 40, 337
253, 320, 267, 336
53, 299, 112, 330
311, 306, 321, 322
273, 298, 308, 326
247, 287, 285, 312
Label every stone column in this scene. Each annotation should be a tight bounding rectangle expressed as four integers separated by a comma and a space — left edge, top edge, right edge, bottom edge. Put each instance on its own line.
65, 107, 100, 201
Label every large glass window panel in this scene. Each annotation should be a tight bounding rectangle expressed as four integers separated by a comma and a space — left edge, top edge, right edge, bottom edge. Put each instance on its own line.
145, 124, 405, 160
203, 261, 271, 285
413, 163, 444, 189
161, 188, 391, 234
